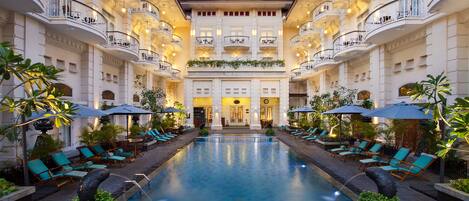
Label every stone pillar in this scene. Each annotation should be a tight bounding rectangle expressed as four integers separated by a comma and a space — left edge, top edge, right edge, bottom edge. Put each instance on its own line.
119, 62, 132, 104
369, 46, 392, 108
306, 79, 313, 104
338, 62, 349, 87
279, 78, 290, 126
319, 72, 327, 94
211, 79, 222, 130
184, 79, 194, 127
145, 70, 153, 90
250, 79, 261, 129
81, 45, 103, 109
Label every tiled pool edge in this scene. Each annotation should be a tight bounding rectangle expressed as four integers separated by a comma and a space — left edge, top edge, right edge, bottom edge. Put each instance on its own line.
275, 136, 359, 201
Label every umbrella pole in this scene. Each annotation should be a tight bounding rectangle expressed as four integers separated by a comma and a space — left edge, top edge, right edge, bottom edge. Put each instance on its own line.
339, 114, 342, 139
126, 115, 129, 139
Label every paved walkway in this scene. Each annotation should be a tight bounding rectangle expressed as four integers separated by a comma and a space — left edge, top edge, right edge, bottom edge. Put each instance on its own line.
276, 131, 437, 201
39, 130, 199, 201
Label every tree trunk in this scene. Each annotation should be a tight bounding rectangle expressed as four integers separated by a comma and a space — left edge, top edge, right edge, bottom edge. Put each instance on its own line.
21, 115, 30, 185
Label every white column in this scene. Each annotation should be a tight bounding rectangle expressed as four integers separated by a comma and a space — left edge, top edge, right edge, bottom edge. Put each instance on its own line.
81, 45, 103, 110
184, 79, 194, 127
306, 79, 313, 103
319, 72, 327, 94
211, 79, 223, 130
119, 62, 132, 104
279, 78, 290, 126
145, 70, 153, 90
250, 79, 261, 129
338, 62, 348, 87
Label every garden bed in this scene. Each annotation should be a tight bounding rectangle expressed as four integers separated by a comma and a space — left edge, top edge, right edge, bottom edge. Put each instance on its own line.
434, 183, 469, 201
0, 186, 35, 201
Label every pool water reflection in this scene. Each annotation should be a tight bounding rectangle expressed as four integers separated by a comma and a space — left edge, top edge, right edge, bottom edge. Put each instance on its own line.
128, 136, 351, 201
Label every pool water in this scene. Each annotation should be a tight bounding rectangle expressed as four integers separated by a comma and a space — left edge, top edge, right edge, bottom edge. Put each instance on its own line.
129, 135, 351, 201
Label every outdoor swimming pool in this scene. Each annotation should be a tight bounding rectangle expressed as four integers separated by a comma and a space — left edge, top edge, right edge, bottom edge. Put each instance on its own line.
128, 135, 351, 201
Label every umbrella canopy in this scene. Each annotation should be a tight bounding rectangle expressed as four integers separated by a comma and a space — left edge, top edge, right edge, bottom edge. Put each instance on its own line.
323, 105, 371, 115
363, 102, 432, 120
289, 106, 315, 113
104, 104, 153, 115
161, 107, 183, 113
29, 104, 107, 120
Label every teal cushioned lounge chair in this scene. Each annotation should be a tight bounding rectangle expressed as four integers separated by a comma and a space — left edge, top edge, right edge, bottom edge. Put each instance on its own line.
51, 151, 107, 170
379, 153, 437, 181
27, 159, 87, 182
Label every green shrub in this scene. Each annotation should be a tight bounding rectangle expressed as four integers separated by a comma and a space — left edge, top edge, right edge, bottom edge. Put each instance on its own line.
129, 125, 144, 138
265, 128, 275, 136
358, 192, 399, 201
199, 128, 209, 136
161, 114, 176, 130
30, 134, 63, 160
0, 178, 16, 197
80, 124, 124, 146
72, 189, 115, 201
450, 179, 469, 193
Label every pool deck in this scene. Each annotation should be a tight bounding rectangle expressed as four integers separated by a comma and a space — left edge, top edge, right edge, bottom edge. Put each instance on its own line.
276, 130, 438, 201
39, 130, 200, 201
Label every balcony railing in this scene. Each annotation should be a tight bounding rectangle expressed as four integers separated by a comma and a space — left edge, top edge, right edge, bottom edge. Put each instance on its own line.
259, 36, 277, 48
333, 30, 368, 55
290, 35, 304, 48
364, 0, 427, 34
106, 31, 140, 55
43, 0, 107, 38
312, 49, 335, 67
129, 0, 160, 20
157, 21, 173, 37
171, 35, 183, 50
158, 60, 172, 74
299, 60, 315, 71
138, 49, 159, 64
312, 1, 338, 21
223, 36, 250, 48
195, 36, 215, 48
299, 21, 319, 36
291, 68, 302, 79
171, 68, 182, 80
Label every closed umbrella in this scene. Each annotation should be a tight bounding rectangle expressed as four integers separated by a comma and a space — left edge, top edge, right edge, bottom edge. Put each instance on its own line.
105, 104, 153, 138
323, 105, 371, 138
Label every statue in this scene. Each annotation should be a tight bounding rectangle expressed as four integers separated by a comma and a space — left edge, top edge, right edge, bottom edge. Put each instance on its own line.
77, 169, 110, 201
365, 167, 397, 198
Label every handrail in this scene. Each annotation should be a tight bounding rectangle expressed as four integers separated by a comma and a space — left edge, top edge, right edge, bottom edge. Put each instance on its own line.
195, 36, 214, 45
129, 0, 160, 19
107, 31, 139, 43
223, 36, 250, 46
138, 49, 159, 62
312, 1, 333, 19
364, 0, 399, 23
158, 21, 173, 34
313, 49, 334, 58
106, 31, 140, 54
299, 21, 318, 35
259, 36, 277, 45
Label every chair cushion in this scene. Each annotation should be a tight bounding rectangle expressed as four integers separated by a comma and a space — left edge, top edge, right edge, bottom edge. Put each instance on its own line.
63, 170, 87, 178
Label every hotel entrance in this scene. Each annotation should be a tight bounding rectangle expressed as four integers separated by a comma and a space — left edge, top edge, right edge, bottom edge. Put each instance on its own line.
260, 97, 279, 128
193, 97, 212, 128
222, 97, 250, 127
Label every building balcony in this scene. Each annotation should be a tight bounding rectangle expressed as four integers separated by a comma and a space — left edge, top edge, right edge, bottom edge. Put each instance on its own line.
333, 30, 371, 61
171, 35, 183, 52
312, 49, 338, 69
168, 68, 183, 82
290, 68, 303, 81
105, 31, 140, 61
0, 0, 44, 13
299, 21, 320, 39
187, 60, 285, 72
195, 36, 215, 49
428, 0, 469, 13
31, 0, 107, 44
290, 35, 306, 50
312, 1, 340, 26
154, 21, 174, 42
364, 0, 430, 44
129, 0, 160, 21
223, 36, 250, 50
137, 49, 159, 66
157, 60, 173, 77
259, 36, 278, 50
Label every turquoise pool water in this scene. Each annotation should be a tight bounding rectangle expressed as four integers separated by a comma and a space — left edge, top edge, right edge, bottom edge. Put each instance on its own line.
129, 135, 351, 201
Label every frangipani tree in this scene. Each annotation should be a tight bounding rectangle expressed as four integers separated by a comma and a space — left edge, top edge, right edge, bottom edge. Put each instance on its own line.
0, 43, 73, 184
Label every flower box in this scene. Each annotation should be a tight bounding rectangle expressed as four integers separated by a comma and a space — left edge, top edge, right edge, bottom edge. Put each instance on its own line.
434, 183, 469, 201
0, 186, 35, 201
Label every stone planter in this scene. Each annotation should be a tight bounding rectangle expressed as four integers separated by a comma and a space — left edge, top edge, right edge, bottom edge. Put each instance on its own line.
435, 183, 469, 201
316, 140, 349, 150
0, 186, 35, 201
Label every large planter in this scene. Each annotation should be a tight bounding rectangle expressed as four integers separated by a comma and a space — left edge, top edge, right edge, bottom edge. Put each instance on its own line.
434, 183, 469, 201
316, 140, 349, 150
0, 186, 35, 201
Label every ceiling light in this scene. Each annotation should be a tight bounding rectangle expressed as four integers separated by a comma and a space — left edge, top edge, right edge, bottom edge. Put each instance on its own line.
296, 25, 300, 28
145, 29, 150, 33
172, 52, 176, 56
162, 44, 165, 47
347, 8, 352, 14
324, 29, 328, 34
308, 43, 312, 47
121, 7, 126, 13
296, 53, 300, 57
307, 11, 310, 15
162, 11, 166, 15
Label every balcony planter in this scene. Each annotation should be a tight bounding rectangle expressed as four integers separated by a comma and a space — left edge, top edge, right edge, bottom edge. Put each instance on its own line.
434, 183, 469, 201
0, 186, 35, 201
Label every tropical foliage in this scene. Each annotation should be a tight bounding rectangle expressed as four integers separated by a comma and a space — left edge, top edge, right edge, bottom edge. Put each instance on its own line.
450, 178, 469, 193
199, 128, 209, 136
358, 191, 399, 201
30, 134, 63, 159
265, 128, 276, 136
72, 190, 115, 201
0, 178, 16, 197
79, 124, 124, 146
187, 60, 285, 69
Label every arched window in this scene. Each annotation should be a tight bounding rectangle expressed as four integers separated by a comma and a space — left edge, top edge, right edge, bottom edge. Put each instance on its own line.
133, 94, 140, 102
53, 83, 72, 97
399, 83, 417, 97
357, 90, 371, 100
102, 90, 115, 100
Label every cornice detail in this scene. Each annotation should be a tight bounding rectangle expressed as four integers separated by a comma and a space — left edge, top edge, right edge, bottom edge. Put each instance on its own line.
45, 31, 86, 53
385, 29, 426, 52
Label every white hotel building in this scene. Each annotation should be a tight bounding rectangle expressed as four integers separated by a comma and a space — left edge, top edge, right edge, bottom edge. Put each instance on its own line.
0, 0, 469, 163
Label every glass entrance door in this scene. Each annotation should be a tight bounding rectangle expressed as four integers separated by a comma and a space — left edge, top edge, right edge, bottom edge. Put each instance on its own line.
229, 106, 244, 125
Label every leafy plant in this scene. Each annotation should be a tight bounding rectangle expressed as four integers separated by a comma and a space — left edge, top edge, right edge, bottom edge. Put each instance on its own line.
30, 134, 63, 160
79, 124, 100, 146
376, 123, 395, 146
79, 124, 124, 146
0, 178, 16, 197
353, 121, 377, 139
361, 99, 374, 109
161, 114, 176, 130
450, 178, 469, 193
441, 97, 469, 156
199, 128, 209, 136
265, 128, 275, 136
358, 191, 399, 201
187, 60, 285, 69
174, 101, 187, 126
72, 189, 115, 201
129, 125, 144, 138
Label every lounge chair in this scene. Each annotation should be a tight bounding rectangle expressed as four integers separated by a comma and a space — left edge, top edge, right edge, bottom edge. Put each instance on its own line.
379, 153, 437, 181
305, 130, 328, 141
359, 147, 410, 169
301, 128, 318, 139
91, 145, 128, 161
293, 128, 314, 136
147, 130, 171, 141
27, 159, 87, 183
339, 143, 382, 160
160, 127, 177, 137
332, 141, 369, 157
78, 146, 125, 163
51, 151, 107, 171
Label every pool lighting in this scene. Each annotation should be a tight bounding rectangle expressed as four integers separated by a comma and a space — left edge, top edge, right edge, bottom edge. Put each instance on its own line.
301, 164, 306, 168
334, 191, 341, 196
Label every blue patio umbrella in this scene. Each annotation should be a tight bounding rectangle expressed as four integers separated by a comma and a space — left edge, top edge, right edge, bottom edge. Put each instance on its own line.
105, 104, 153, 138
363, 102, 432, 120
323, 105, 371, 137
29, 104, 107, 120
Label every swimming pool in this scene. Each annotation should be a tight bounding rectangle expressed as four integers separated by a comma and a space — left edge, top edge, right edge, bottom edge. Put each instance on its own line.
128, 135, 351, 201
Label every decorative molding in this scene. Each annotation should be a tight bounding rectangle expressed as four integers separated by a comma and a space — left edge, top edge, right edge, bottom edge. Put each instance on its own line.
45, 31, 86, 53
102, 53, 124, 66
385, 29, 426, 52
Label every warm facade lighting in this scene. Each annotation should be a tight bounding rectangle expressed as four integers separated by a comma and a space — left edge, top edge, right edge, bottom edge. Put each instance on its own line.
121, 7, 126, 13
252, 29, 257, 36
216, 29, 222, 36
347, 8, 352, 14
